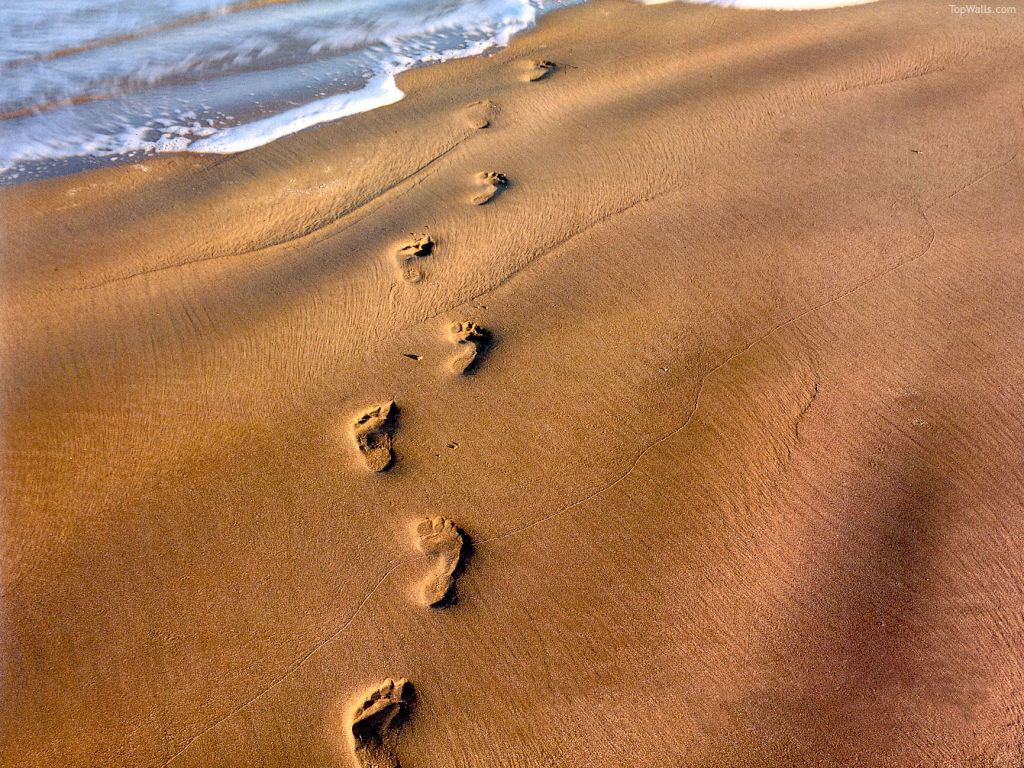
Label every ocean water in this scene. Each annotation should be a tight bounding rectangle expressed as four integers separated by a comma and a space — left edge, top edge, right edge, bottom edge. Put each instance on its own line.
0, 0, 579, 181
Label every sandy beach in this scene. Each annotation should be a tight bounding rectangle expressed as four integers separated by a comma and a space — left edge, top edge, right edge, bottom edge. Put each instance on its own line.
3, 0, 1024, 765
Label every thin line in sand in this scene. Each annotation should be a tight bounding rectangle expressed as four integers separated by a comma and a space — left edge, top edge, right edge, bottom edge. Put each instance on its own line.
78, 132, 475, 292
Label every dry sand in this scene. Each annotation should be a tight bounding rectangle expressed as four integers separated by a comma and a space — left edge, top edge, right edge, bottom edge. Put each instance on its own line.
3, 0, 1024, 765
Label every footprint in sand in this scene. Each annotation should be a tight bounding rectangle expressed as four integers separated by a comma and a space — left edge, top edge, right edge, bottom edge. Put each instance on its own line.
470, 171, 508, 206
463, 99, 497, 129
415, 517, 464, 607
394, 233, 433, 283
352, 401, 398, 472
523, 59, 556, 82
350, 677, 413, 768
448, 321, 490, 374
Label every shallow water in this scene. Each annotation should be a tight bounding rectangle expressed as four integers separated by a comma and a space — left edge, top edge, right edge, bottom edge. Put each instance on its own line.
0, 0, 580, 182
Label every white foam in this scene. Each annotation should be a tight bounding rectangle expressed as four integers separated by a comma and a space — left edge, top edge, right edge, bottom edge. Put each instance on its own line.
186, 0, 539, 157
0, 118, 219, 173
187, 73, 405, 154
639, 0, 876, 8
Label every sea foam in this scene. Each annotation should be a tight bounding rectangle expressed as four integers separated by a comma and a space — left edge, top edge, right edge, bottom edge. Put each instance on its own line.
188, 73, 405, 154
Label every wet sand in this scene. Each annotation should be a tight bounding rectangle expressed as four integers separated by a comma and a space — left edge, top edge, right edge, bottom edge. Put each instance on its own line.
2, 1, 1024, 766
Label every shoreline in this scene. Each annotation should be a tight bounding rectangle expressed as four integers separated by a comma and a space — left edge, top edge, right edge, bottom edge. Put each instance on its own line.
3, 0, 1024, 766
0, 0, 561, 186
0, 0, 892, 187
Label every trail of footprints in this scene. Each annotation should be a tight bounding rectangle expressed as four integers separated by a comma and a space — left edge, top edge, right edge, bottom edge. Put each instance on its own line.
345, 342, 476, 768
343, 66, 553, 768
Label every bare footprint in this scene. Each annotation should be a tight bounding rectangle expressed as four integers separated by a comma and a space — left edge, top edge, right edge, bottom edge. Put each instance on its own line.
394, 233, 433, 283
415, 517, 464, 607
463, 99, 497, 129
352, 401, 398, 472
350, 678, 413, 768
448, 321, 489, 374
471, 171, 508, 206
523, 59, 556, 82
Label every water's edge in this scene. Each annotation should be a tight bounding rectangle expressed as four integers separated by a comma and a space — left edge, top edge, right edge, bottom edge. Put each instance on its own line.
0, 0, 877, 185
